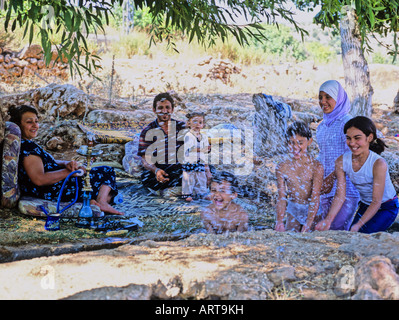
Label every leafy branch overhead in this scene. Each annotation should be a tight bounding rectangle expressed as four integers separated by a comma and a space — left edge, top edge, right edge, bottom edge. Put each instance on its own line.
2, 0, 398, 78
295, 0, 399, 58
2, 0, 121, 78
1, 0, 308, 78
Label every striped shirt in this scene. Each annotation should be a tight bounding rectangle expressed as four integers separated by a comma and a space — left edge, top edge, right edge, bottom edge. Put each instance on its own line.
316, 114, 359, 198
138, 118, 186, 172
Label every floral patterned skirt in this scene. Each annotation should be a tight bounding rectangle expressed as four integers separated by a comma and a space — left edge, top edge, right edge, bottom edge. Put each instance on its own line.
21, 166, 118, 203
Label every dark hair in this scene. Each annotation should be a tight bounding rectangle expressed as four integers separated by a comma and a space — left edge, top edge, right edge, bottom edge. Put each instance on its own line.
286, 121, 312, 140
8, 105, 38, 125
186, 111, 205, 120
344, 116, 387, 155
153, 92, 174, 110
211, 171, 239, 193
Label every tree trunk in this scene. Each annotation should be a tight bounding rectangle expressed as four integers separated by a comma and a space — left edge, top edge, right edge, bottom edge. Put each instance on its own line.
340, 6, 374, 117
394, 89, 399, 114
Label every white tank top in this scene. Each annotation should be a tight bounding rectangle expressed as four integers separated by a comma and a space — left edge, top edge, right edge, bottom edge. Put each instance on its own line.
342, 151, 396, 205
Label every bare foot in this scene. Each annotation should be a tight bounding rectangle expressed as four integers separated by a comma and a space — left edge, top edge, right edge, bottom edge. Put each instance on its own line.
91, 200, 124, 215
185, 196, 193, 202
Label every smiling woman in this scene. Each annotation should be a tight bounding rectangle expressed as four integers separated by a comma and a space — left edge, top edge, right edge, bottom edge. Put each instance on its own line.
19, 111, 39, 140
315, 80, 360, 232
7, 105, 124, 215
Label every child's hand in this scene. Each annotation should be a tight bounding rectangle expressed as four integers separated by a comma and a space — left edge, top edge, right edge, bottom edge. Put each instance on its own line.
275, 222, 285, 232
315, 219, 330, 231
350, 223, 361, 232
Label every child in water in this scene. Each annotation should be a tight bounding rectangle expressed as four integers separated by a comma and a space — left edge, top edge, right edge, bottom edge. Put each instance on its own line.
275, 121, 324, 232
182, 111, 212, 201
200, 171, 248, 234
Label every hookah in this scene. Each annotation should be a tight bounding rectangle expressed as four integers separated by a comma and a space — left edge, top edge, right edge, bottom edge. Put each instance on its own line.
40, 132, 102, 231
40, 169, 83, 231
75, 132, 103, 228
41, 133, 140, 232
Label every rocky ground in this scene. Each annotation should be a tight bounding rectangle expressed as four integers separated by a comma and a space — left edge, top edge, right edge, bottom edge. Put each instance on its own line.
1, 230, 399, 300
1, 49, 399, 301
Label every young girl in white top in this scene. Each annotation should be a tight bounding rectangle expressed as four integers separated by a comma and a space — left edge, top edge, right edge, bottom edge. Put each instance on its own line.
321, 116, 398, 233
182, 112, 212, 201
316, 80, 359, 231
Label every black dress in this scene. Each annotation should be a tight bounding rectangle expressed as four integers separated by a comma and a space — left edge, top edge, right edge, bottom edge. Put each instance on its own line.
18, 139, 118, 203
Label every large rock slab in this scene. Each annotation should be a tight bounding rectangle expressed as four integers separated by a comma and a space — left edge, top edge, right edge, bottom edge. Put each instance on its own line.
1, 230, 399, 300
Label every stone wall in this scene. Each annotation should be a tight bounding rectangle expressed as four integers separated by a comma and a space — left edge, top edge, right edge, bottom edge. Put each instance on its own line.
0, 44, 68, 81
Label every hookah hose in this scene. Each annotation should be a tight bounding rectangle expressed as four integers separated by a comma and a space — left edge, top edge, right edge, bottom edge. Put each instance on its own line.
40, 169, 84, 216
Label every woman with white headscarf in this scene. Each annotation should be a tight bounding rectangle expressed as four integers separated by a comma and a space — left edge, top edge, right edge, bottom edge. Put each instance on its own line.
314, 80, 360, 231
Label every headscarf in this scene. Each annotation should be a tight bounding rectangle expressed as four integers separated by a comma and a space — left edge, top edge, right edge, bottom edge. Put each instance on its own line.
319, 80, 351, 126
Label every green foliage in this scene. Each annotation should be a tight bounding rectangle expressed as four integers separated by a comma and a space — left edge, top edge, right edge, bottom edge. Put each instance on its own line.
133, 7, 153, 31
370, 51, 399, 65
305, 41, 335, 63
253, 24, 307, 61
294, 0, 399, 60
111, 31, 151, 58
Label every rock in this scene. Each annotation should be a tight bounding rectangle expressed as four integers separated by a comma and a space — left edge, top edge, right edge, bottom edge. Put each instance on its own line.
30, 83, 90, 118
86, 109, 153, 123
2, 229, 399, 300
13, 59, 29, 68
352, 256, 399, 300
0, 66, 9, 78
151, 277, 182, 299
27, 58, 38, 65
64, 283, 153, 300
267, 266, 297, 286
252, 93, 292, 157
46, 136, 65, 151
37, 59, 45, 69
8, 67, 22, 77
195, 57, 241, 84
0, 45, 68, 80
22, 66, 35, 77
18, 44, 43, 60
93, 143, 125, 163
50, 45, 69, 63
3, 62, 14, 69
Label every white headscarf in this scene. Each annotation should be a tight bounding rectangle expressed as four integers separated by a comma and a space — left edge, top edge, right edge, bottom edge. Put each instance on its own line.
319, 80, 339, 101
319, 80, 351, 126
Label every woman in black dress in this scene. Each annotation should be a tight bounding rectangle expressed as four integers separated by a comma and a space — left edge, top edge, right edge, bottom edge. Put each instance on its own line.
8, 105, 123, 215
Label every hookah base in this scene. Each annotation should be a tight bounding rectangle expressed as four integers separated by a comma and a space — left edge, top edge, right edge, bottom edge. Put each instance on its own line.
75, 218, 93, 229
